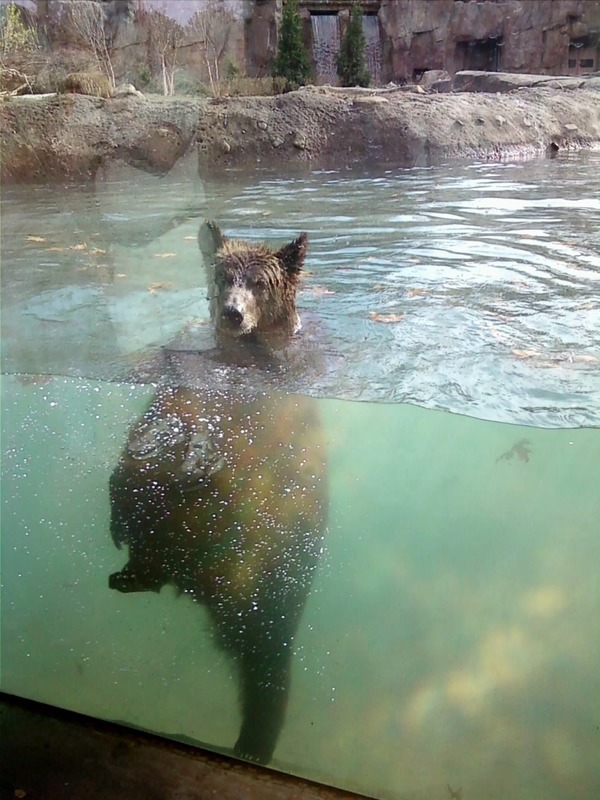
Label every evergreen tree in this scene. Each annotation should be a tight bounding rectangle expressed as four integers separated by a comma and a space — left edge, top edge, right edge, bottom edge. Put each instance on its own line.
271, 0, 311, 91
337, 1, 371, 88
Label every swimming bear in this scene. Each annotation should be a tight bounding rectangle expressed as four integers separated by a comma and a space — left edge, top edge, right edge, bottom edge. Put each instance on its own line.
109, 222, 328, 765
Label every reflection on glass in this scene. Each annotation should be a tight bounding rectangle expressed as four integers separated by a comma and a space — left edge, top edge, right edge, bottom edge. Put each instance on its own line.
2, 156, 600, 798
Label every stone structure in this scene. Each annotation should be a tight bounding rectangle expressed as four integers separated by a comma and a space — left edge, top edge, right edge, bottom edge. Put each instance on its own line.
3, 0, 600, 87
127, 0, 600, 85
252, 1, 600, 85
378, 0, 600, 83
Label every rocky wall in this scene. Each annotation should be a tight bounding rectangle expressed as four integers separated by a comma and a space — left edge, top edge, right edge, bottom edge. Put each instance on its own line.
378, 0, 600, 84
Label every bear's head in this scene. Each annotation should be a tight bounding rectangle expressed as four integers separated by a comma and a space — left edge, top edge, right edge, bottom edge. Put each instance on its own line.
199, 222, 308, 343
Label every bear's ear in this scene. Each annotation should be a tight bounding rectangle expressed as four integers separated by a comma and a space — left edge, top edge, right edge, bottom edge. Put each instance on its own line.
198, 220, 226, 265
276, 232, 308, 275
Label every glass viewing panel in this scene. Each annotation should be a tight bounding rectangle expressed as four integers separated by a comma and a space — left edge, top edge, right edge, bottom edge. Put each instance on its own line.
2, 157, 600, 799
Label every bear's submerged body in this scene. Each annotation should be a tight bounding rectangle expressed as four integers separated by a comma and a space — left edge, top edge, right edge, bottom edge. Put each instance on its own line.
109, 224, 328, 764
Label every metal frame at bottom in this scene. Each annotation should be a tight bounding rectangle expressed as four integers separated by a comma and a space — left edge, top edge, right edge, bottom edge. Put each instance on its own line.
0, 692, 370, 800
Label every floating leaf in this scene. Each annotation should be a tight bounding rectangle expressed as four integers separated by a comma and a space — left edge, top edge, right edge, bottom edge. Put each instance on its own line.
153, 252, 176, 259
45, 246, 66, 252
369, 311, 404, 324
89, 246, 106, 255
26, 235, 46, 242
183, 235, 197, 241
406, 288, 427, 298
487, 324, 511, 343
148, 282, 173, 293
70, 243, 87, 251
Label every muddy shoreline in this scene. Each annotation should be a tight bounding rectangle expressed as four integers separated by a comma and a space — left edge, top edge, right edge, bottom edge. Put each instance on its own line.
1, 71, 600, 184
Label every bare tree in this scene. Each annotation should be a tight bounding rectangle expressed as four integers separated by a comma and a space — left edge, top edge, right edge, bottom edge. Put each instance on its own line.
66, 1, 115, 86
188, 0, 236, 97
144, 8, 184, 96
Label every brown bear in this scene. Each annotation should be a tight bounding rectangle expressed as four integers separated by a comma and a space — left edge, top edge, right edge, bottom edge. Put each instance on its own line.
108, 223, 328, 765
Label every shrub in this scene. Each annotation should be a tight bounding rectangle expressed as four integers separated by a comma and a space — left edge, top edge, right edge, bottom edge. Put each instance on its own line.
0, 2, 39, 57
137, 63, 151, 88
225, 60, 241, 79
337, 1, 370, 88
271, 0, 310, 91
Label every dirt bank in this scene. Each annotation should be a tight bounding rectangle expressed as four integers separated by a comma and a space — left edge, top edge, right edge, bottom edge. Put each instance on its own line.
1, 71, 600, 184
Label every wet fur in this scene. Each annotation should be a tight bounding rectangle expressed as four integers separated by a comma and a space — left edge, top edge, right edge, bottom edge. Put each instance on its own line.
202, 224, 308, 341
109, 224, 327, 765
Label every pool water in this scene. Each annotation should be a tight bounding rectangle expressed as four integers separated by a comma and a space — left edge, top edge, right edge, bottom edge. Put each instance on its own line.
2, 153, 600, 426
2, 154, 599, 799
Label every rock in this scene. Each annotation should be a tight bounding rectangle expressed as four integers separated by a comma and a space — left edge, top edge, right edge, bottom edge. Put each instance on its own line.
543, 79, 586, 90
564, 123, 578, 131
378, 0, 600, 83
452, 70, 597, 94
256, 120, 268, 130
352, 95, 390, 106
430, 79, 452, 94
292, 132, 307, 150
389, 84, 426, 94
221, 139, 231, 153
418, 70, 451, 89
112, 83, 144, 99
271, 136, 284, 149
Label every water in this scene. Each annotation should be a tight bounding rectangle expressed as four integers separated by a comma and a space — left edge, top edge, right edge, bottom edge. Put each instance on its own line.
310, 13, 382, 86
3, 155, 600, 426
362, 14, 382, 85
311, 14, 341, 85
2, 154, 600, 799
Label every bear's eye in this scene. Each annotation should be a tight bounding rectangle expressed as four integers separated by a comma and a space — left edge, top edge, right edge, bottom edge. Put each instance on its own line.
252, 276, 269, 291
213, 269, 229, 287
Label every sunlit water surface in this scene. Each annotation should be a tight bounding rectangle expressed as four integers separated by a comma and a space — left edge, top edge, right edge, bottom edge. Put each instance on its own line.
2, 153, 600, 425
2, 154, 600, 800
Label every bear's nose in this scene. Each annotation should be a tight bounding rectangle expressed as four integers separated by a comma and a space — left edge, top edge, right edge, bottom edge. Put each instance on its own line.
222, 305, 243, 326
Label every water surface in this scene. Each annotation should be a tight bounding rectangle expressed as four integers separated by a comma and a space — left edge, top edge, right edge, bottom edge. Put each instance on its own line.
2, 153, 600, 800
2, 152, 600, 426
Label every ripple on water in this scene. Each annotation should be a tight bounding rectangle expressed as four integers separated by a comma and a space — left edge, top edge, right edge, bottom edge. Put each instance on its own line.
1, 155, 599, 427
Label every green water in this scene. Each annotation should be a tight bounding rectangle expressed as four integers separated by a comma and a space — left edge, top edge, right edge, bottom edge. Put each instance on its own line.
2, 155, 600, 798
2, 374, 599, 799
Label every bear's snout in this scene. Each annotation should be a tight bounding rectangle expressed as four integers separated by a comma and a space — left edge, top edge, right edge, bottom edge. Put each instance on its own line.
222, 304, 244, 327
218, 285, 258, 334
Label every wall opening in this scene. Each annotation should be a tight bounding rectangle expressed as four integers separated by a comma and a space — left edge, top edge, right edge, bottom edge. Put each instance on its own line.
455, 37, 502, 72
568, 36, 598, 75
